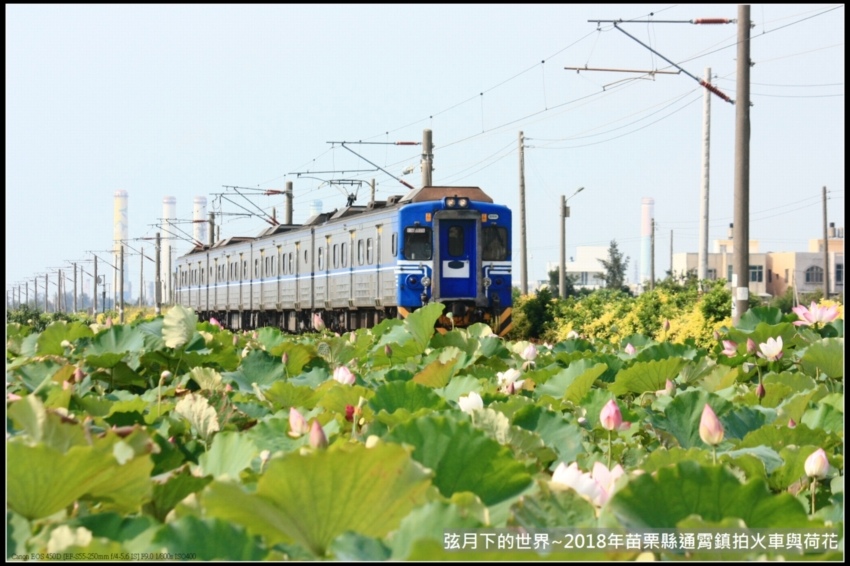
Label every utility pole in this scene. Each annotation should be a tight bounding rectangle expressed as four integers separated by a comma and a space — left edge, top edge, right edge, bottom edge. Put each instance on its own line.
732, 5, 751, 324
518, 131, 528, 294
139, 245, 144, 308
44, 273, 48, 313
698, 67, 711, 287
421, 129, 433, 188
93, 254, 98, 315
73, 263, 78, 313
650, 220, 656, 290
119, 245, 125, 323
209, 212, 215, 247
670, 229, 673, 281
155, 232, 162, 315
823, 186, 829, 298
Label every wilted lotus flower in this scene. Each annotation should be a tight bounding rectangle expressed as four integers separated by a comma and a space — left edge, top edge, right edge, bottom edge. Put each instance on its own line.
699, 404, 724, 446
309, 420, 328, 449
624, 343, 636, 355
600, 399, 623, 431
804, 448, 829, 479
756, 336, 783, 362
792, 302, 840, 327
497, 368, 524, 394
721, 340, 738, 357
333, 366, 356, 385
312, 313, 325, 332
288, 407, 309, 437
746, 338, 757, 355
458, 391, 484, 414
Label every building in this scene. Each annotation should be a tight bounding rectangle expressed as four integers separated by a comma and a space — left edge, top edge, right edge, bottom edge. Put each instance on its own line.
546, 246, 608, 292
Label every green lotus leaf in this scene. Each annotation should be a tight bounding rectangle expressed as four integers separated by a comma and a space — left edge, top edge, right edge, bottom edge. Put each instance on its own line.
370, 381, 448, 414
84, 325, 146, 368
153, 516, 267, 560
266, 342, 316, 377
328, 532, 391, 561
512, 404, 586, 464
146, 468, 213, 522
767, 445, 823, 491
226, 349, 286, 391
7, 394, 88, 451
609, 357, 686, 397
10, 359, 64, 392
385, 415, 532, 505
737, 307, 785, 330
801, 402, 844, 435
264, 381, 322, 411
66, 513, 158, 547
737, 423, 840, 451
509, 482, 598, 529
198, 431, 258, 480
36, 321, 94, 356
188, 366, 224, 391
162, 304, 198, 349
389, 500, 488, 560
412, 350, 462, 388
800, 338, 844, 379
535, 359, 606, 400
608, 461, 811, 529
202, 442, 431, 556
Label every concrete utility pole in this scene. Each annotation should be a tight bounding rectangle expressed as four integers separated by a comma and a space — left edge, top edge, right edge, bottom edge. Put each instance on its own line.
732, 5, 751, 324
421, 129, 433, 188
823, 186, 829, 298
560, 187, 585, 299
139, 246, 145, 308
93, 255, 98, 315
119, 245, 125, 323
285, 181, 294, 224
650, 219, 656, 290
73, 263, 78, 313
518, 131, 528, 294
698, 67, 711, 286
209, 212, 215, 247
670, 230, 674, 280
155, 232, 162, 315
44, 274, 48, 312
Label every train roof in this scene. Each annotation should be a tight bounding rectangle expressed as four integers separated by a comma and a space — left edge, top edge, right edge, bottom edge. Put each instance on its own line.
399, 186, 493, 204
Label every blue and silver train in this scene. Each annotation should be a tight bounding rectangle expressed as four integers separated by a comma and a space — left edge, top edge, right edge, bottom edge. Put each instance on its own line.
174, 185, 513, 336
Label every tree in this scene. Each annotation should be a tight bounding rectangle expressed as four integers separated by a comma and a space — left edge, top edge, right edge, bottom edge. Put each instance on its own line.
546, 269, 578, 298
598, 240, 630, 291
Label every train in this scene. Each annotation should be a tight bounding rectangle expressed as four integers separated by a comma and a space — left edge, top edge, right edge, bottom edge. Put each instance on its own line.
173, 185, 513, 336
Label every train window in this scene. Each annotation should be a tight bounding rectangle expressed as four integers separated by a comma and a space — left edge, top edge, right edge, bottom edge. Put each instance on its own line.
243, 261, 248, 280
341, 242, 348, 267
254, 259, 259, 278
403, 227, 432, 260
392, 232, 398, 257
333, 244, 339, 268
482, 226, 508, 261
318, 247, 324, 270
288, 252, 293, 274
357, 240, 365, 265
304, 249, 308, 264
366, 238, 373, 264
448, 226, 465, 256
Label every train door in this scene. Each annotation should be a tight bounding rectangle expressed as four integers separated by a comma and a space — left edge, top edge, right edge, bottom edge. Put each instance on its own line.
437, 217, 477, 298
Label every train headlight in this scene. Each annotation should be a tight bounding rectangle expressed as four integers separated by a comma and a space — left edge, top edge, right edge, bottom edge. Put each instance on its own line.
458, 197, 469, 208
406, 275, 419, 287
421, 276, 431, 287
446, 197, 457, 208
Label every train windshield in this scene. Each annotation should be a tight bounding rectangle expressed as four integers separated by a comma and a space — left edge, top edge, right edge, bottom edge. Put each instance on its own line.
482, 226, 508, 261
403, 226, 432, 260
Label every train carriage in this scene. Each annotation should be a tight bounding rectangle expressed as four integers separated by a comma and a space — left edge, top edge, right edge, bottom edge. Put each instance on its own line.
174, 186, 512, 336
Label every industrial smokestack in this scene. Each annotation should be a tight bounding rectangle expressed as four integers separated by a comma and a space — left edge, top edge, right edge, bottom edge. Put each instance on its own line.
640, 197, 654, 285
728, 223, 734, 239
193, 196, 207, 245
829, 222, 836, 238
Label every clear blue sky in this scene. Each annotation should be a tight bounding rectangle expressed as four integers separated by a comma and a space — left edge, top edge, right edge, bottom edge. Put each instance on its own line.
6, 4, 845, 299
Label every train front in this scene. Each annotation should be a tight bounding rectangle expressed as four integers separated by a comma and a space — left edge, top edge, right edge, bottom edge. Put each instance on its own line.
395, 186, 513, 336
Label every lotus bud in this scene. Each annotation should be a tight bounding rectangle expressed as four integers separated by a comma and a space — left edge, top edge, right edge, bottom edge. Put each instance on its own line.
309, 420, 328, 449
281, 352, 289, 366
345, 404, 355, 422
522, 344, 538, 362
746, 338, 757, 355
160, 370, 172, 383
804, 448, 829, 479
788, 418, 797, 428
333, 366, 356, 385
458, 391, 484, 414
74, 366, 86, 383
713, 329, 721, 341
600, 399, 623, 431
312, 312, 325, 332
756, 383, 766, 399
385, 344, 392, 358
259, 449, 271, 464
655, 379, 675, 396
721, 340, 738, 358
577, 416, 587, 426
699, 404, 724, 446
225, 383, 232, 392
233, 334, 239, 346
349, 332, 357, 343
288, 407, 309, 437
252, 331, 258, 340
624, 343, 636, 355
210, 317, 221, 327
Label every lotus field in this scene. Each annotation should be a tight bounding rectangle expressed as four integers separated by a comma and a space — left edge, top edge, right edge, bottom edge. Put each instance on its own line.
5, 301, 844, 561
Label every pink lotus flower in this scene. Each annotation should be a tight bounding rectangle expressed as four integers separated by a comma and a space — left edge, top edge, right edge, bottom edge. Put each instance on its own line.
721, 340, 738, 357
756, 336, 783, 362
804, 448, 829, 479
655, 379, 675, 397
551, 461, 625, 507
756, 383, 766, 399
497, 368, 524, 394
792, 302, 839, 327
699, 404, 724, 446
309, 420, 328, 449
210, 317, 221, 328
333, 366, 356, 385
788, 418, 797, 428
600, 399, 623, 431
288, 407, 309, 437
522, 344, 538, 362
312, 312, 326, 331
746, 338, 757, 355
624, 343, 636, 355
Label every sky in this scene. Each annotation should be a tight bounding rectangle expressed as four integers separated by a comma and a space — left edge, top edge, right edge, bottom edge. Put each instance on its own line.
6, 4, 845, 301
